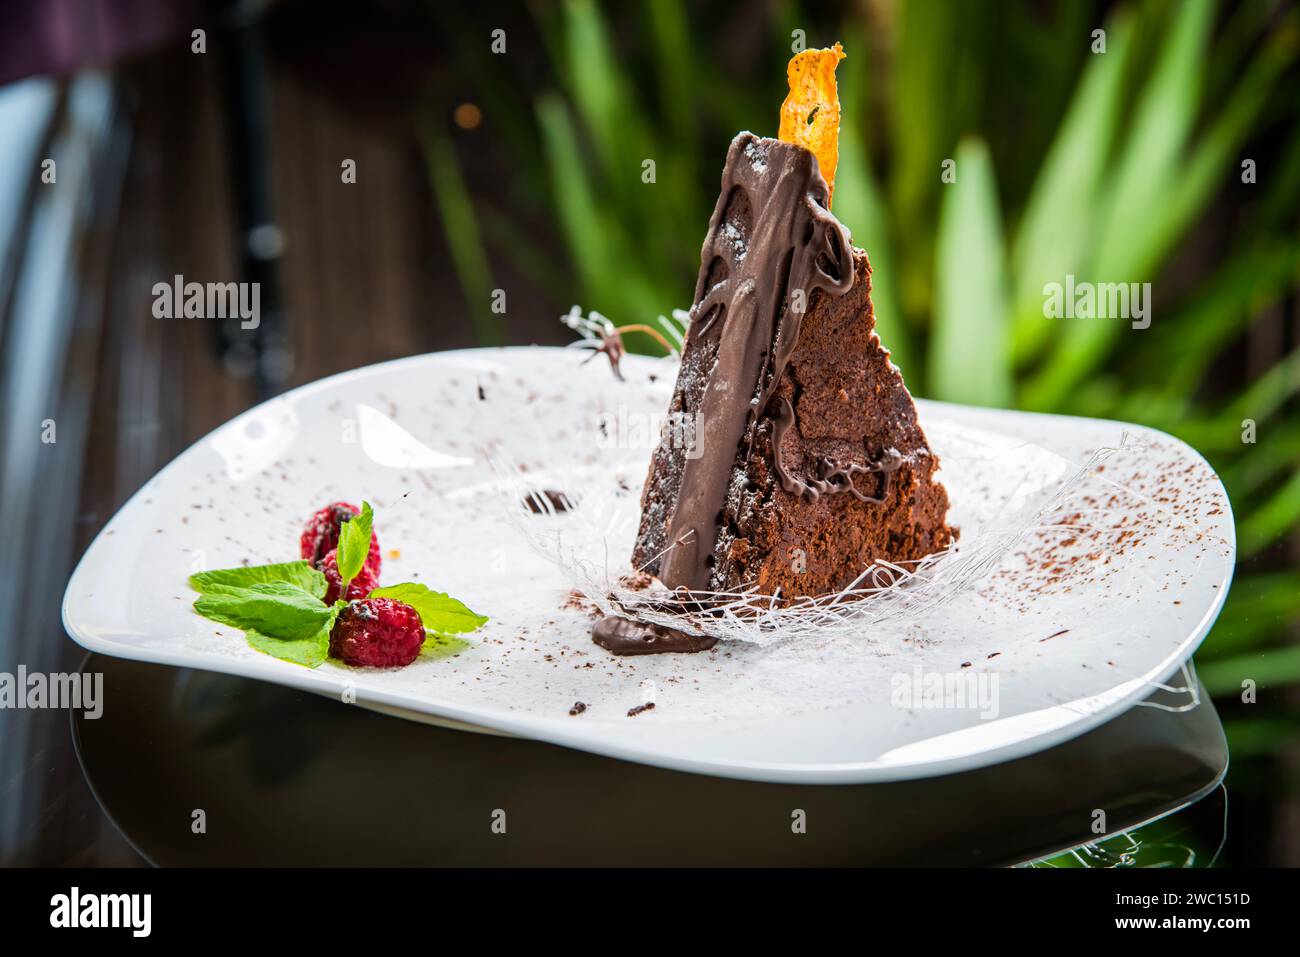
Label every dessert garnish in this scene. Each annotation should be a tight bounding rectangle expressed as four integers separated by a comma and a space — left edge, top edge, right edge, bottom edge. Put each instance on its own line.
189, 500, 487, 668
300, 501, 381, 575
320, 547, 378, 604
329, 598, 425, 668
777, 42, 846, 203
562, 306, 685, 379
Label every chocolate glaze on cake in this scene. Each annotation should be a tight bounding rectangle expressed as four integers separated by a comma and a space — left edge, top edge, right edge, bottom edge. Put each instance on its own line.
633, 132, 955, 600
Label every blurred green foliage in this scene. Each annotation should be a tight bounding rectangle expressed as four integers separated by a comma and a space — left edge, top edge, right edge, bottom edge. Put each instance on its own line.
426, 0, 1300, 855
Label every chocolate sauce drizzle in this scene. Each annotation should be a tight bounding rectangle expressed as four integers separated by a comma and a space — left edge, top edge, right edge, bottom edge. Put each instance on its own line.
771, 396, 905, 502
657, 134, 856, 591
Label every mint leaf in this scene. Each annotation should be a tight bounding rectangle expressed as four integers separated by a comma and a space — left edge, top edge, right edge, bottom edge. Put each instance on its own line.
189, 561, 327, 600
335, 500, 374, 592
246, 623, 332, 668
193, 582, 334, 641
369, 582, 488, 635
189, 563, 343, 668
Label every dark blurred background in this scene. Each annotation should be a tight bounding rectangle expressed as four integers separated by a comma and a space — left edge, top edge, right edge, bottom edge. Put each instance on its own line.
0, 0, 1296, 865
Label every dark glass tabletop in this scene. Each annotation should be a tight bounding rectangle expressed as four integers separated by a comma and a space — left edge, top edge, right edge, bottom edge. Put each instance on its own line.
73, 654, 1228, 866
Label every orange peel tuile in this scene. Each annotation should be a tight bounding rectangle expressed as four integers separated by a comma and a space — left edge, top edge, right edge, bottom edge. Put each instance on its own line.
778, 42, 846, 207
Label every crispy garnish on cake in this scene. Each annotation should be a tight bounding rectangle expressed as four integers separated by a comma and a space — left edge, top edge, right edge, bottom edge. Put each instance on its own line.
778, 41, 845, 206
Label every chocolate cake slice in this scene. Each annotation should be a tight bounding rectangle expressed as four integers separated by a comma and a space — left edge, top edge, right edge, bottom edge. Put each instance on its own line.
632, 132, 955, 599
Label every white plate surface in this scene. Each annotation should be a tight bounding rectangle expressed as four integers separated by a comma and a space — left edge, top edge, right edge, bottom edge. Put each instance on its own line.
63, 347, 1235, 783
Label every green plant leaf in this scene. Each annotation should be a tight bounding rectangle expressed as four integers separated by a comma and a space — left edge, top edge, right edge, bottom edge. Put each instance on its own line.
1221, 421, 1300, 499
429, 5, 547, 202
1028, 4, 1299, 413
1199, 644, 1300, 696
193, 582, 335, 642
1198, 571, 1300, 659
929, 137, 1011, 406
423, 132, 503, 346
1226, 346, 1300, 426
1010, 11, 1135, 366
832, 48, 915, 374
1089, 0, 1214, 279
536, 92, 615, 303
889, 0, 968, 238
478, 204, 568, 305
645, 0, 694, 156
335, 500, 374, 592
1240, 469, 1300, 556
246, 623, 333, 669
1246, 119, 1300, 236
1223, 717, 1300, 758
1023, 0, 1215, 409
536, 92, 666, 335
1145, 243, 1300, 401
188, 560, 326, 600
368, 582, 489, 635
1162, 13, 1299, 251
563, 0, 649, 182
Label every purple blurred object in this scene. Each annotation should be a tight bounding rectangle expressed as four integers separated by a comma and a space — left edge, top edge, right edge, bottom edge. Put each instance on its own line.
0, 0, 203, 86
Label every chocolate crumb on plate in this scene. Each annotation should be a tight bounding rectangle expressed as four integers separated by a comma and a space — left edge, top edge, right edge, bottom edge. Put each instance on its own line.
569, 701, 587, 716
627, 702, 655, 717
617, 571, 655, 591
523, 489, 574, 514
562, 590, 600, 616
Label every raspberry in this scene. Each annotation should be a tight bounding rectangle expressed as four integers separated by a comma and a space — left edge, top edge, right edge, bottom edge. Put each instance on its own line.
299, 501, 381, 576
328, 598, 424, 668
319, 548, 378, 605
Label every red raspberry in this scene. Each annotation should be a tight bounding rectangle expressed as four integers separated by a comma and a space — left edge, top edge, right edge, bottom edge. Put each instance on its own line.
319, 548, 378, 605
299, 501, 381, 576
328, 598, 424, 668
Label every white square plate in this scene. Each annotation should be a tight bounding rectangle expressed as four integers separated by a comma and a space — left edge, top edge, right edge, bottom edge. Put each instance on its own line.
63, 347, 1234, 783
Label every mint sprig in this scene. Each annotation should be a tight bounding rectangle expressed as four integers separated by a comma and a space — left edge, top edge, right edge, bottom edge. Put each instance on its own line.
335, 500, 374, 594
189, 560, 326, 599
188, 501, 489, 669
193, 582, 335, 640
246, 623, 334, 668
368, 582, 489, 635
189, 562, 335, 667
